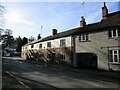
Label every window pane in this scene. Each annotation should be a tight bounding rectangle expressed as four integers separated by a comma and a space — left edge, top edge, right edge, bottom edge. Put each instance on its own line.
113, 29, 117, 37
39, 44, 42, 48
118, 50, 120, 63
118, 29, 120, 36
109, 55, 113, 62
114, 55, 118, 62
86, 34, 89, 40
114, 51, 117, 54
108, 30, 112, 37
109, 50, 113, 62
47, 42, 51, 48
60, 39, 66, 47
83, 35, 85, 40
79, 35, 81, 41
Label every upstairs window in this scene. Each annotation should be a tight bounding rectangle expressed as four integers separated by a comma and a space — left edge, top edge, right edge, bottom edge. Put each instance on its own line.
31, 44, 34, 48
25, 46, 27, 50
109, 50, 120, 63
60, 39, 66, 47
60, 54, 65, 61
108, 28, 120, 38
79, 34, 90, 41
47, 42, 51, 48
39, 44, 42, 49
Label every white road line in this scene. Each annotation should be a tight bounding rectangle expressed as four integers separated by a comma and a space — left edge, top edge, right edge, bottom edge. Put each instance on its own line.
18, 81, 30, 89
6, 71, 14, 77
5, 71, 31, 89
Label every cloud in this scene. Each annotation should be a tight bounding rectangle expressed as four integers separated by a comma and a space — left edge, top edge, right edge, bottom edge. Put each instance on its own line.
5, 12, 35, 25
8, 18, 35, 25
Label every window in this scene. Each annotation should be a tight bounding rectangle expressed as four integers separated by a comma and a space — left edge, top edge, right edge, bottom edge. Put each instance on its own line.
39, 44, 42, 49
38, 53, 42, 58
60, 39, 66, 47
79, 34, 90, 41
47, 54, 52, 58
47, 42, 51, 48
25, 46, 27, 50
109, 50, 120, 63
60, 54, 65, 61
31, 44, 34, 48
108, 28, 120, 38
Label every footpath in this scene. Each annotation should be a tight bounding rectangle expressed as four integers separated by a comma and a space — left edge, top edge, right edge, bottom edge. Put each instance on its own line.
2, 71, 29, 89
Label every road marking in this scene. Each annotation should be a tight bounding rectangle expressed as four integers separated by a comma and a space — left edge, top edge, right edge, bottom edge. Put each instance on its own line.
18, 80, 30, 89
5, 71, 31, 89
6, 71, 14, 77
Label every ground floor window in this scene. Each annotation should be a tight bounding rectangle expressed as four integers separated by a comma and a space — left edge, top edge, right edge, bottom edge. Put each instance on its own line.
47, 54, 52, 59
109, 50, 120, 63
38, 53, 43, 58
60, 54, 65, 61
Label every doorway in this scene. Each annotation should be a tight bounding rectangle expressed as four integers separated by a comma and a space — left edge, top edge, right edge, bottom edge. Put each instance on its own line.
77, 53, 97, 69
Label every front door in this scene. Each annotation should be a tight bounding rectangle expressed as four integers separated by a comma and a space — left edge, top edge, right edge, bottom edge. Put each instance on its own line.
51, 53, 55, 64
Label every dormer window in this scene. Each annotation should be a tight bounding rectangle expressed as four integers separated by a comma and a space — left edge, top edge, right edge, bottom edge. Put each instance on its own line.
108, 28, 120, 38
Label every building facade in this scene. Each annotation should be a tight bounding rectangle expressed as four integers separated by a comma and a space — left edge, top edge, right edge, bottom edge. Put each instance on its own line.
22, 3, 120, 71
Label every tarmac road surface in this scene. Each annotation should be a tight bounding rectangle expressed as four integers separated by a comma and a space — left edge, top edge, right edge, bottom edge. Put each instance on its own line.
2, 57, 120, 89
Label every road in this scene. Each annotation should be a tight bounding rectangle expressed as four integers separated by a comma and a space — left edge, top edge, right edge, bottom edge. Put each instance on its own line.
2, 57, 120, 89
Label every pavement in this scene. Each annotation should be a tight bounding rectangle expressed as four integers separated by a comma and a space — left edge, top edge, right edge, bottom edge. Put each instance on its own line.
2, 71, 29, 90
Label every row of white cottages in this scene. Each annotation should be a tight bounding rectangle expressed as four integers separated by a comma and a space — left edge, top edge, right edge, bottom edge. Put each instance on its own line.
22, 3, 120, 71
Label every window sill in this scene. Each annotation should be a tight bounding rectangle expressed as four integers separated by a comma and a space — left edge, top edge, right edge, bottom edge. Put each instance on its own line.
79, 40, 91, 42
59, 59, 65, 61
109, 62, 120, 65
108, 37, 118, 40
60, 46, 66, 48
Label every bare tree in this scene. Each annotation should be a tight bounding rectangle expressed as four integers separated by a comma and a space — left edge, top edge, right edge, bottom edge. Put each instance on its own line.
4, 29, 13, 36
0, 3, 5, 39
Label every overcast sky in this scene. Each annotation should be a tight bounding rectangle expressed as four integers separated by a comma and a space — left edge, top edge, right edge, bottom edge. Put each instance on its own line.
3, 2, 119, 39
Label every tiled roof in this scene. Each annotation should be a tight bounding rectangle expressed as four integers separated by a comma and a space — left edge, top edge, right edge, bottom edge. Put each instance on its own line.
25, 11, 120, 46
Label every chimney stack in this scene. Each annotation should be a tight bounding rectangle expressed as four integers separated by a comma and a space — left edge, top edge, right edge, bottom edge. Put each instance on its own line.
102, 2, 108, 20
52, 29, 57, 36
80, 16, 86, 27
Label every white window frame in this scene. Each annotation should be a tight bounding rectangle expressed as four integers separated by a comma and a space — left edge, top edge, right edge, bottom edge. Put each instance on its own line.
109, 28, 119, 38
39, 44, 42, 49
109, 50, 120, 64
79, 34, 90, 41
60, 54, 65, 61
47, 42, 51, 48
60, 39, 66, 47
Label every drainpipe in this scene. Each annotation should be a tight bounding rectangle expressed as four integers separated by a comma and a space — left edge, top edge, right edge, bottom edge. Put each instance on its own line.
72, 35, 77, 68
